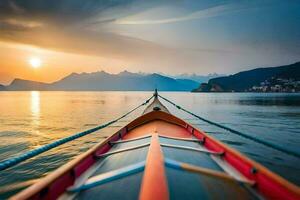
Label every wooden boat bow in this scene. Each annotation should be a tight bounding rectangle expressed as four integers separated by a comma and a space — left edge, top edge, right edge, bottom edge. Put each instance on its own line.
143, 89, 169, 114
11, 91, 300, 200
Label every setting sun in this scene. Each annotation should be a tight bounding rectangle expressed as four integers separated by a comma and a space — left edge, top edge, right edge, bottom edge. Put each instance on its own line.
29, 57, 42, 68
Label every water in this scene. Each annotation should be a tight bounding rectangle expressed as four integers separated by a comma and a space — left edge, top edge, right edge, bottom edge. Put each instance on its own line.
0, 92, 299, 197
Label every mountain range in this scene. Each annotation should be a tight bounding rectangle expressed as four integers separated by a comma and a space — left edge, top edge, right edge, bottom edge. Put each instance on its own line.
171, 73, 224, 83
1, 71, 199, 91
2, 62, 299, 92
193, 62, 300, 92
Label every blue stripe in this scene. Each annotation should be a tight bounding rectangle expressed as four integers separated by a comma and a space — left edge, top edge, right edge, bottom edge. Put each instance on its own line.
69, 161, 146, 192
164, 158, 183, 170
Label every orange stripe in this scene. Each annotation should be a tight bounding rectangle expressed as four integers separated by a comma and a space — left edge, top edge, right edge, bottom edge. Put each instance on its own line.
139, 133, 169, 200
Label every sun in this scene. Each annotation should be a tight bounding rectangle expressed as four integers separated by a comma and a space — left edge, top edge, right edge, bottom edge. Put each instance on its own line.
29, 57, 42, 68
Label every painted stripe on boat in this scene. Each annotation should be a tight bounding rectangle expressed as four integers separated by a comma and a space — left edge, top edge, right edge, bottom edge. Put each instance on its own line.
210, 155, 254, 184
210, 155, 264, 199
96, 143, 150, 158
139, 134, 169, 200
160, 143, 223, 155
164, 158, 254, 186
67, 161, 146, 193
158, 135, 203, 143
111, 135, 152, 144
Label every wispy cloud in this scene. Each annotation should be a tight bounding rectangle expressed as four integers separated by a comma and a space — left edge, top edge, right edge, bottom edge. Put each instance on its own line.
115, 3, 254, 25
1, 18, 43, 28
0, 0, 299, 78
8, 0, 25, 14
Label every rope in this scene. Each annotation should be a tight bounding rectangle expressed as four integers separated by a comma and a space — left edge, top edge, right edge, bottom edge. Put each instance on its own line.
158, 94, 300, 158
0, 95, 154, 171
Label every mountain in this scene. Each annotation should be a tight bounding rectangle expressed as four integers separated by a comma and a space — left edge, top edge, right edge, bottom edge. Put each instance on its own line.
172, 73, 224, 83
4, 71, 199, 91
193, 62, 300, 92
6, 79, 49, 91
0, 84, 5, 91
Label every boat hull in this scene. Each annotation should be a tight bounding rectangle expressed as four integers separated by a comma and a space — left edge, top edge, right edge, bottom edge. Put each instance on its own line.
12, 111, 300, 200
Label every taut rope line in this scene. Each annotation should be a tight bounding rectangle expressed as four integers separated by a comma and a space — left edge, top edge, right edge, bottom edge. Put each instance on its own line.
158, 94, 300, 158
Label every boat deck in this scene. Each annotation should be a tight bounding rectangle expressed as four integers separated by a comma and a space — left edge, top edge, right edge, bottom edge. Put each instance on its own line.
61, 120, 258, 200
13, 94, 299, 200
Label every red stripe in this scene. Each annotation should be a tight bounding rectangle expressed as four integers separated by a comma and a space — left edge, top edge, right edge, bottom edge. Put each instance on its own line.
139, 133, 169, 200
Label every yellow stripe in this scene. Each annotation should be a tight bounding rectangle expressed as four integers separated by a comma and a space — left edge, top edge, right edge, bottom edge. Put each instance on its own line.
181, 163, 255, 186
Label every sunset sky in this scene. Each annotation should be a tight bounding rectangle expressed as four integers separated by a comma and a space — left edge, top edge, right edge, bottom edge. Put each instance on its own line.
0, 0, 299, 85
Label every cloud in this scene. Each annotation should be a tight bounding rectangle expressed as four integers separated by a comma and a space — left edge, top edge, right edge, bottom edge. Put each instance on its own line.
0, 18, 43, 28
0, 0, 299, 76
115, 3, 254, 25
8, 0, 25, 14
0, 0, 184, 61
0, 20, 173, 62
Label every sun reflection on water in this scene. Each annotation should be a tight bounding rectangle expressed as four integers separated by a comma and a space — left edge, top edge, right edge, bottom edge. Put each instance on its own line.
31, 91, 40, 119
30, 90, 41, 137
29, 91, 43, 149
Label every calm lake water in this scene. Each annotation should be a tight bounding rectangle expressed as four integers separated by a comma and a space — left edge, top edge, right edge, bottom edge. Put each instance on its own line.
0, 92, 299, 197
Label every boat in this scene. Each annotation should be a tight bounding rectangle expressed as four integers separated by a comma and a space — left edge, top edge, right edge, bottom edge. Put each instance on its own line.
12, 91, 300, 200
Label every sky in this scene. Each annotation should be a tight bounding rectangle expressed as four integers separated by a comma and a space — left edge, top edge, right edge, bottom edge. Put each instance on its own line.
0, 0, 299, 85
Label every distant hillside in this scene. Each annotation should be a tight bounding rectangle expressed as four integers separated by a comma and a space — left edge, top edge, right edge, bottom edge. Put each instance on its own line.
6, 79, 49, 91
4, 71, 199, 91
172, 73, 224, 83
193, 62, 300, 92
0, 84, 5, 91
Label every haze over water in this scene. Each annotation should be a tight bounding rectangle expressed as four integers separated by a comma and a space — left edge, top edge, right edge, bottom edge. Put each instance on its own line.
0, 91, 299, 198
